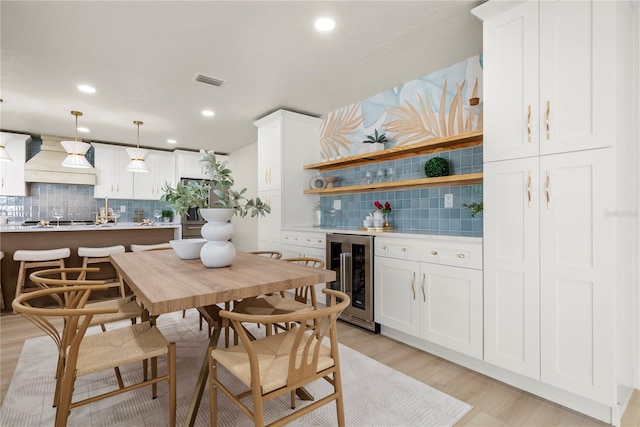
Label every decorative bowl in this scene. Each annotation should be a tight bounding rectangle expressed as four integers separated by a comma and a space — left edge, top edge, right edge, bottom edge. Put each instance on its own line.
170, 238, 207, 259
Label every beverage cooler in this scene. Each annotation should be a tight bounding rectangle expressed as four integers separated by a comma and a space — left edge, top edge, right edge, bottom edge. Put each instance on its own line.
325, 233, 379, 333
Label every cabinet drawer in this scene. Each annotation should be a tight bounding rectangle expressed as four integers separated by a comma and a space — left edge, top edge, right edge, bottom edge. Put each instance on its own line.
282, 231, 326, 249
375, 238, 425, 262
423, 241, 482, 270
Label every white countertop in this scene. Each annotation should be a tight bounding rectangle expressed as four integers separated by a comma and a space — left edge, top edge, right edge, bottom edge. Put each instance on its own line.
0, 222, 180, 233
282, 226, 483, 243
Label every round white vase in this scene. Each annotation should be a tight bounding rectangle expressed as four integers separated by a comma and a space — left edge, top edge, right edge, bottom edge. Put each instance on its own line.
198, 208, 236, 268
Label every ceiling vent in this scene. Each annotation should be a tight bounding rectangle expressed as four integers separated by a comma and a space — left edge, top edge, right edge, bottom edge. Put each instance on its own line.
194, 73, 227, 87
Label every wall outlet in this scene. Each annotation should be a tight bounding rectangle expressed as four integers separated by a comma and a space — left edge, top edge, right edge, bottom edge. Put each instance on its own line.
120, 205, 126, 213
444, 193, 453, 208
333, 199, 341, 210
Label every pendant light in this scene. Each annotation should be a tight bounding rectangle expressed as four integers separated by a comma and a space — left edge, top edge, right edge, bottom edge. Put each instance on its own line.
0, 99, 12, 162
61, 110, 92, 168
126, 120, 149, 173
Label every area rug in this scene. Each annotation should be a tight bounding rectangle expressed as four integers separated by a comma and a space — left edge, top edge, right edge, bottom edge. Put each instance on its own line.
1, 310, 471, 426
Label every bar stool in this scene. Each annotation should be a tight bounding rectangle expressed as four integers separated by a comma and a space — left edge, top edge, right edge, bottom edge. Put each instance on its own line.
13, 247, 71, 311
77, 245, 126, 298
130, 243, 171, 252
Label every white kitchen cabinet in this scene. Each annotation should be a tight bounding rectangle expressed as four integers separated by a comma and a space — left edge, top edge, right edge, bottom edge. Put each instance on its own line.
257, 190, 281, 252
481, 0, 618, 162
0, 132, 27, 196
254, 110, 321, 249
281, 230, 327, 299
175, 150, 207, 180
374, 236, 484, 359
475, 0, 635, 422
93, 143, 134, 199
133, 150, 176, 200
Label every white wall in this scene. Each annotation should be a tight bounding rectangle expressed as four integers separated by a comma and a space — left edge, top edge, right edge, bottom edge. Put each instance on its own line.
228, 143, 259, 251
634, 3, 640, 390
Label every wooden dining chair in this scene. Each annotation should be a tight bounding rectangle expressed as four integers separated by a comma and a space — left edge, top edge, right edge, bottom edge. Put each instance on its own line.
208, 288, 349, 427
12, 285, 176, 427
248, 250, 282, 259
234, 257, 325, 336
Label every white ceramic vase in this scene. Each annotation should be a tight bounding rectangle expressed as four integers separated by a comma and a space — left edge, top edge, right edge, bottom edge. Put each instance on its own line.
198, 208, 236, 268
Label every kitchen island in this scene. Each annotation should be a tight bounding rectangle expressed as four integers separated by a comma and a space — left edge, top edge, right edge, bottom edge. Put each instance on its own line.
0, 223, 179, 308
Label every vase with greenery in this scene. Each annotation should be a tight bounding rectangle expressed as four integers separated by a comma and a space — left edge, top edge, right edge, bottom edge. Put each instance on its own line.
161, 150, 270, 267
363, 129, 389, 152
161, 209, 173, 222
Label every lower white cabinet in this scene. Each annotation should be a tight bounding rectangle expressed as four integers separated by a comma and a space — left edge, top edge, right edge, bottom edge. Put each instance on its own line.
281, 230, 326, 300
375, 237, 483, 359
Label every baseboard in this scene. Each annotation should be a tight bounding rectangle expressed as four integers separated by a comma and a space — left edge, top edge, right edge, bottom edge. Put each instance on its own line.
381, 326, 616, 425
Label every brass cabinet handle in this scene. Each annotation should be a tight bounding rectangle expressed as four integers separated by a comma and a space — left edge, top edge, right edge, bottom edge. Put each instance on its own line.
411, 272, 416, 300
546, 171, 551, 208
527, 104, 532, 142
401, 247, 408, 253
527, 171, 532, 207
421, 273, 426, 302
431, 250, 438, 256
457, 253, 465, 259
546, 100, 550, 140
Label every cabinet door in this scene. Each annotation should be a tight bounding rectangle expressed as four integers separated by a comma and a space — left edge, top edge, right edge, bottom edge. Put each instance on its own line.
257, 190, 281, 251
483, 158, 540, 379
113, 149, 134, 198
539, 149, 614, 403
483, 1, 539, 162
134, 151, 176, 200
374, 256, 420, 336
420, 263, 483, 359
257, 122, 282, 192
0, 132, 27, 196
538, 1, 615, 155
93, 145, 117, 198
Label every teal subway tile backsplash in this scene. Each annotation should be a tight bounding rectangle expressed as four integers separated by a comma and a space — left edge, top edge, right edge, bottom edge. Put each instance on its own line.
318, 146, 483, 237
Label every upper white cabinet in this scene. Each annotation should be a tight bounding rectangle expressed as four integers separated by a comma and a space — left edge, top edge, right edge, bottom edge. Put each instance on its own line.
480, 1, 618, 162
93, 143, 134, 199
133, 150, 176, 200
0, 132, 28, 196
254, 110, 321, 250
475, 0, 635, 423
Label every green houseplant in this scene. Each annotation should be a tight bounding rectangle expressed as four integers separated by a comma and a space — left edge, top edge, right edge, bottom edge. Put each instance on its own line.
363, 129, 389, 144
161, 209, 173, 222
160, 150, 270, 218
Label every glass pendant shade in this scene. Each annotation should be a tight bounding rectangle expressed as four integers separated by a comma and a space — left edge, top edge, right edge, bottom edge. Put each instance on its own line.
0, 145, 12, 162
126, 147, 150, 172
61, 110, 91, 168
60, 141, 92, 168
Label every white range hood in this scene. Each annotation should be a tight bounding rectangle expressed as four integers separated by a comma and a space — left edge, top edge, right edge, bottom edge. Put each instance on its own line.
24, 135, 96, 185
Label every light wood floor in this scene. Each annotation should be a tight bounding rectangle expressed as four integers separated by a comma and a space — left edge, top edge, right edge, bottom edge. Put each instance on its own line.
1, 310, 638, 426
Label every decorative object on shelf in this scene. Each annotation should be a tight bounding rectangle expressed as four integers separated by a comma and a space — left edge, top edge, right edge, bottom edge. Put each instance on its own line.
323, 176, 339, 188
60, 110, 92, 169
161, 150, 270, 267
126, 120, 150, 173
310, 176, 327, 190
462, 201, 483, 218
374, 200, 392, 229
468, 97, 483, 131
133, 209, 145, 222
363, 129, 389, 145
424, 157, 450, 178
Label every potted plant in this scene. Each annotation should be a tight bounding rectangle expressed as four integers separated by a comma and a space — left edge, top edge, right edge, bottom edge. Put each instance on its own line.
363, 129, 389, 152
161, 209, 173, 222
161, 150, 270, 267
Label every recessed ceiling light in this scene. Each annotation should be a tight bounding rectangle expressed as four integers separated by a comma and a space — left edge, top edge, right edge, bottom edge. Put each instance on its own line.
77, 85, 96, 93
314, 17, 335, 32
167, 139, 177, 144
202, 110, 215, 117
77, 127, 90, 133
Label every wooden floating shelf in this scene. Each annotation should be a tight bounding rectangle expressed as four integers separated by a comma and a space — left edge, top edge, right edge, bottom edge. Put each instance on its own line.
303, 173, 483, 196
304, 130, 483, 172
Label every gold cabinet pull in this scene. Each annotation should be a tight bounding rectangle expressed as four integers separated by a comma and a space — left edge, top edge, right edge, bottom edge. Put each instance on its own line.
431, 250, 438, 256
457, 253, 465, 259
545, 171, 551, 208
546, 100, 550, 140
401, 247, 408, 253
527, 171, 532, 207
527, 104, 532, 142
411, 272, 416, 300
421, 273, 426, 302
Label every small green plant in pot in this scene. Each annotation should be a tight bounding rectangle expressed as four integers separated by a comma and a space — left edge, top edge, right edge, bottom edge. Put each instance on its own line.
424, 157, 450, 178
161, 209, 173, 222
160, 150, 270, 218
363, 129, 389, 145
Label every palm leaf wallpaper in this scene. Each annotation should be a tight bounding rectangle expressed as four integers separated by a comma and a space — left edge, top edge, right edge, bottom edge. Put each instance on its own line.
320, 55, 483, 157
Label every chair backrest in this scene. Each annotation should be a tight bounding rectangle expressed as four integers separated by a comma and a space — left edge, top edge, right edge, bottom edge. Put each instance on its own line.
249, 250, 282, 259
221, 288, 349, 390
282, 257, 325, 304
29, 267, 107, 307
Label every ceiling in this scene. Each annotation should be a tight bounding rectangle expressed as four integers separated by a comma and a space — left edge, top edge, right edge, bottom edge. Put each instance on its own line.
0, 1, 483, 155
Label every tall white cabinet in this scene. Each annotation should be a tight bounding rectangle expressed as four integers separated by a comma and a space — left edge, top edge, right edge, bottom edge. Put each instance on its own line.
253, 110, 321, 252
0, 132, 28, 196
475, 0, 635, 424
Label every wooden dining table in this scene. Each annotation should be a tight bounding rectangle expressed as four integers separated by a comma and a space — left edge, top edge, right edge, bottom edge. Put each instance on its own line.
110, 249, 336, 427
